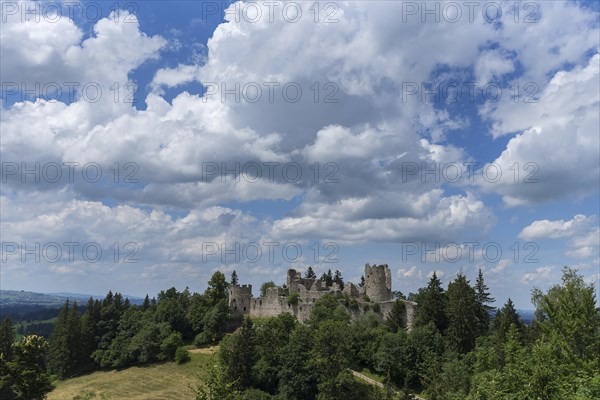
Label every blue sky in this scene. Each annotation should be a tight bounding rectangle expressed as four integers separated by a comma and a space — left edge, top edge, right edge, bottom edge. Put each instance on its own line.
1, 0, 599, 309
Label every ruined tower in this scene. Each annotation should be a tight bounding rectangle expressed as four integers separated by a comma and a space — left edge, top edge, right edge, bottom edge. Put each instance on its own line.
364, 263, 392, 302
228, 284, 252, 317
287, 269, 317, 294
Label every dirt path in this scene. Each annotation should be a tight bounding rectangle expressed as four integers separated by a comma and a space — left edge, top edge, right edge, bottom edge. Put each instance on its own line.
349, 370, 426, 400
188, 346, 218, 355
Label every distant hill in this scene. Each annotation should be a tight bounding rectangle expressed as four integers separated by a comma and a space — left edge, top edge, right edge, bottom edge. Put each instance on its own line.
517, 309, 537, 324
0, 290, 144, 306
0, 290, 68, 306
45, 292, 105, 300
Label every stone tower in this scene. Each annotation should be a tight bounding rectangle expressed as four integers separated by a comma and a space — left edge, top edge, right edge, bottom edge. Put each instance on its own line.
364, 263, 392, 302
229, 284, 252, 316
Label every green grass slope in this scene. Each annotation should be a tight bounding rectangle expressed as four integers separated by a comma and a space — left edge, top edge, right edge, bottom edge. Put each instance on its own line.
47, 348, 216, 400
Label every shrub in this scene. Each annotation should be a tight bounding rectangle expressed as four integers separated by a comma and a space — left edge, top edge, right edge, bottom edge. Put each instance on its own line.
160, 332, 183, 360
342, 292, 351, 306
194, 332, 211, 347
372, 303, 381, 313
175, 346, 191, 364
287, 292, 300, 306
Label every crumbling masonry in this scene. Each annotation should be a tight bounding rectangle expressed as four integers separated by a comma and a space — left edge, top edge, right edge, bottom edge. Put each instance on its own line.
229, 263, 416, 328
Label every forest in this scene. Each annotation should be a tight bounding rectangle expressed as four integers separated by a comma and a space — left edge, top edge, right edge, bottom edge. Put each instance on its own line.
0, 266, 598, 400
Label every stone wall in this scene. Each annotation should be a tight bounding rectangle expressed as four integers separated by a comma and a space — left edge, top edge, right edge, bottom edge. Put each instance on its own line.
378, 299, 416, 330
229, 265, 416, 328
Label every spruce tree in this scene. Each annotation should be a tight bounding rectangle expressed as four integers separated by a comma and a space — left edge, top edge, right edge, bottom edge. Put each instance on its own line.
0, 318, 15, 361
333, 270, 345, 290
321, 270, 334, 287
446, 273, 479, 353
94, 292, 123, 366
142, 294, 151, 311
358, 275, 365, 288
386, 300, 407, 332
414, 272, 448, 333
231, 270, 239, 286
80, 298, 101, 372
48, 300, 83, 377
494, 298, 523, 340
305, 266, 317, 279
475, 269, 495, 335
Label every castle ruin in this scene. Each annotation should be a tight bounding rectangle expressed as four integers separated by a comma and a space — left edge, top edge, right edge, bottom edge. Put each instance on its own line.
229, 263, 416, 328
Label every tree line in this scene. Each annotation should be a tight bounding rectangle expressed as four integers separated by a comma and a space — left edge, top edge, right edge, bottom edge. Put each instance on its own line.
0, 267, 598, 399
196, 267, 600, 399
0, 271, 234, 399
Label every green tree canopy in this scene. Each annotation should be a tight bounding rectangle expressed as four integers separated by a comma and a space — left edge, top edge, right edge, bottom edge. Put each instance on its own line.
414, 272, 448, 333
260, 281, 277, 297
474, 269, 495, 335
446, 273, 479, 353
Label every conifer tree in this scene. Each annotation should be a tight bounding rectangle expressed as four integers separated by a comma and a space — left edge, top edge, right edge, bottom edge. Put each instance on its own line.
321, 270, 334, 287
475, 269, 495, 335
142, 294, 151, 311
48, 300, 83, 377
0, 318, 15, 361
333, 270, 345, 290
414, 272, 448, 333
446, 273, 479, 353
493, 298, 523, 340
231, 270, 239, 286
94, 292, 124, 366
386, 300, 407, 332
358, 275, 365, 288
305, 266, 317, 279
80, 298, 101, 372
9, 335, 54, 399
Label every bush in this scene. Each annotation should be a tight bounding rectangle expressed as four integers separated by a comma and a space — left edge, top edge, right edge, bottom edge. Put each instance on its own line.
194, 332, 211, 347
372, 303, 381, 313
175, 346, 191, 364
160, 332, 183, 360
342, 292, 351, 306
287, 292, 300, 306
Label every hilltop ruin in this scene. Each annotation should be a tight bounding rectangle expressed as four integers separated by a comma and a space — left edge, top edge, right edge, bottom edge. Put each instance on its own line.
229, 263, 416, 328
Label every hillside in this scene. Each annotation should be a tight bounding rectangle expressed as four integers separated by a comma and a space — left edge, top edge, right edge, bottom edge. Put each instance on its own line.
0, 290, 144, 305
47, 346, 386, 400
0, 290, 69, 305
47, 348, 216, 400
